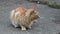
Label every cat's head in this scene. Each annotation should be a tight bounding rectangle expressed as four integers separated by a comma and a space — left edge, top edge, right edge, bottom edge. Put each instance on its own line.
25, 6, 40, 20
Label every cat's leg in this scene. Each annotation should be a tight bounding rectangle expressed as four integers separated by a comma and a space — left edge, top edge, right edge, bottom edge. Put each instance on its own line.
21, 26, 26, 30
28, 20, 37, 29
28, 21, 34, 29
12, 20, 18, 28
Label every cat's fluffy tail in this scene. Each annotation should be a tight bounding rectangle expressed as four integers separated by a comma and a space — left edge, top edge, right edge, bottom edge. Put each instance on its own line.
10, 10, 16, 21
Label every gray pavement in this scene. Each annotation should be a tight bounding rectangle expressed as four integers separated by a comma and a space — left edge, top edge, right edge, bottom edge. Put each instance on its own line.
0, 0, 60, 34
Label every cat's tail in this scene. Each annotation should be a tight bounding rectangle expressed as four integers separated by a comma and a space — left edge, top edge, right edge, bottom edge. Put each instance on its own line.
10, 10, 16, 21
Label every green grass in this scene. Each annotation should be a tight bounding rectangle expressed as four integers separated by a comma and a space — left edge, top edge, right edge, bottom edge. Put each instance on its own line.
47, 3, 60, 9
27, 0, 60, 9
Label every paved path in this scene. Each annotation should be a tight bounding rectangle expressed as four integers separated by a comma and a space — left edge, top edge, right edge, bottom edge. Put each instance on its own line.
0, 0, 60, 34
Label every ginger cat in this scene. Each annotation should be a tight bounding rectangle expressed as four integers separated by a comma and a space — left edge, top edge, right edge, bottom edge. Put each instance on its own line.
10, 6, 40, 30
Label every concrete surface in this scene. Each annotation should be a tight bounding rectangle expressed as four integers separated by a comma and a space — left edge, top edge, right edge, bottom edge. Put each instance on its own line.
0, 0, 60, 34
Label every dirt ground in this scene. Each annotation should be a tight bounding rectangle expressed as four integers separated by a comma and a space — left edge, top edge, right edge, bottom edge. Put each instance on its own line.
0, 0, 60, 34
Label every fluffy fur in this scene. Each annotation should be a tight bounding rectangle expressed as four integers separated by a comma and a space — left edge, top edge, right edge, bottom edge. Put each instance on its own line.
10, 7, 40, 30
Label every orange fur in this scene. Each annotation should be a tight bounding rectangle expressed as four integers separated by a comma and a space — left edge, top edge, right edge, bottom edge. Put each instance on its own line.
15, 7, 27, 16
10, 7, 40, 30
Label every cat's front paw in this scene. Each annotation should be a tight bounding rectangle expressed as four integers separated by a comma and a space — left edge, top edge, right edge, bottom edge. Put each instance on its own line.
21, 26, 26, 30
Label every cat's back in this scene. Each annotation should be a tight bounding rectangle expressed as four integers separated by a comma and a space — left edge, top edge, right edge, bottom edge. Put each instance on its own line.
11, 7, 27, 17
15, 7, 27, 16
